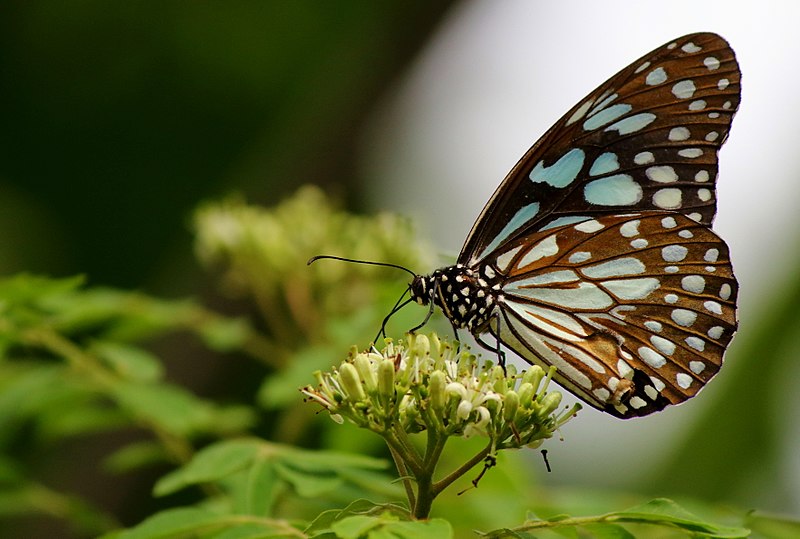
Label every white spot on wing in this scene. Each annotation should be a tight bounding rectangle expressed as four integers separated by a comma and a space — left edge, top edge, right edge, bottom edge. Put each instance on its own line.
645, 67, 667, 85
672, 80, 696, 99
681, 42, 702, 53
685, 336, 706, 351
719, 283, 732, 300
569, 251, 591, 264
644, 320, 662, 332
650, 335, 676, 355
681, 275, 706, 294
517, 235, 559, 267
495, 245, 523, 272
661, 216, 677, 229
639, 346, 666, 368
574, 220, 604, 233
582, 257, 646, 279
602, 278, 660, 300
678, 148, 703, 158
653, 188, 683, 209
662, 245, 689, 262
671, 309, 697, 327
565, 99, 594, 126
646, 166, 679, 183
505, 281, 614, 310
707, 326, 724, 339
668, 127, 690, 141
676, 372, 693, 389
619, 220, 640, 237
689, 360, 706, 374
634, 151, 655, 165
704, 56, 720, 70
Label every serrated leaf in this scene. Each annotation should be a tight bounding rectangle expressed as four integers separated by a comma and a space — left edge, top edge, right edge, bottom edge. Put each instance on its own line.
90, 340, 164, 382
154, 439, 262, 496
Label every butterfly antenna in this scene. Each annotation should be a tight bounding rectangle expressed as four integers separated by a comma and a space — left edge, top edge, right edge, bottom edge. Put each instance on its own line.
307, 255, 417, 278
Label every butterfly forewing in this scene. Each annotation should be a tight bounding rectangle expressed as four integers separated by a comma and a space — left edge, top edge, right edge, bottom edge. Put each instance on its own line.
489, 213, 737, 418
461, 33, 740, 266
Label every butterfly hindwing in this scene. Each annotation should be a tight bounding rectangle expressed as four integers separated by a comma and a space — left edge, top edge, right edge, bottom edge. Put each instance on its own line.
489, 212, 737, 417
461, 33, 740, 266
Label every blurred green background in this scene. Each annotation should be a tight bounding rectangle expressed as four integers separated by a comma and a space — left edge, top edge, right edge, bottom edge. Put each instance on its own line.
1, 0, 798, 536
0, 1, 454, 290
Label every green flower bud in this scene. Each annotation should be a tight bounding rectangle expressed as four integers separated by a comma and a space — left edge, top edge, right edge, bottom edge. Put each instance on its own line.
413, 333, 430, 358
503, 390, 520, 422
429, 370, 446, 411
378, 358, 395, 399
354, 353, 377, 392
339, 363, 365, 401
457, 399, 473, 420
517, 382, 535, 406
538, 391, 562, 417
522, 365, 545, 392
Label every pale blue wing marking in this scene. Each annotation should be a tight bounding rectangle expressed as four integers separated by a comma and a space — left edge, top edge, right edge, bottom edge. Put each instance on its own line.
529, 148, 585, 188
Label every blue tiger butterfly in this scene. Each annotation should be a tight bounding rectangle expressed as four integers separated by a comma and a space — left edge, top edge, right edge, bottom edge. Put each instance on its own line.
316, 33, 740, 419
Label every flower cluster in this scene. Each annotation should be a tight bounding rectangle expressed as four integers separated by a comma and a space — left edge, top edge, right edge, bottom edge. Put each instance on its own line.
302, 332, 580, 450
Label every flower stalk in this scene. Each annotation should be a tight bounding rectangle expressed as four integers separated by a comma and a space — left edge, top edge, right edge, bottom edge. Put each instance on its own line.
302, 332, 581, 519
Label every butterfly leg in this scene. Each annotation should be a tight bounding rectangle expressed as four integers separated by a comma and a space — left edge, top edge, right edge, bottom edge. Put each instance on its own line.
474, 312, 506, 369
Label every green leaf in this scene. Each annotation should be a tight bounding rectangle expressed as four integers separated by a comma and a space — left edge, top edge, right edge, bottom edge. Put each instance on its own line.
101, 508, 299, 539
305, 499, 401, 535
582, 523, 635, 539
0, 274, 84, 306
330, 515, 382, 538
104, 441, 170, 473
745, 510, 800, 539
111, 380, 252, 436
274, 461, 342, 498
196, 316, 251, 352
37, 403, 128, 440
99, 507, 228, 539
236, 455, 279, 517
330, 516, 453, 539
613, 498, 750, 538
90, 340, 164, 382
155, 439, 262, 496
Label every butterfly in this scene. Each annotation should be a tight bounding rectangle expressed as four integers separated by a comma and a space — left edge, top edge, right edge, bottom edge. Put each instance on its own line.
407, 33, 740, 418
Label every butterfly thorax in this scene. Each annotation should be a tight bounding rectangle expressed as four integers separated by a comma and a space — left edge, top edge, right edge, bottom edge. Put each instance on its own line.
410, 263, 501, 332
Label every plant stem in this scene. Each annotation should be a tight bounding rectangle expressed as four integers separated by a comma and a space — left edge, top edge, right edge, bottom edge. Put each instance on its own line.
432, 441, 493, 497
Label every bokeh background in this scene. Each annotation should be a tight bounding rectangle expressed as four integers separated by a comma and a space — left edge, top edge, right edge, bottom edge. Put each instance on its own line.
1, 0, 798, 532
